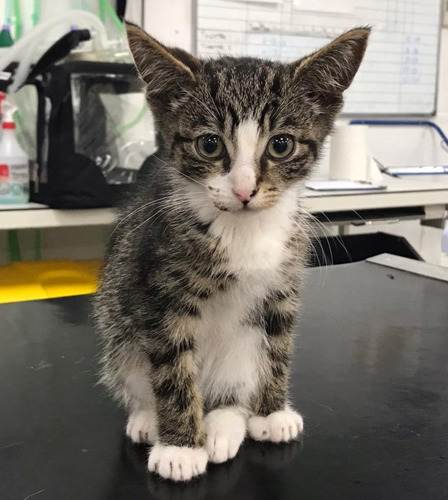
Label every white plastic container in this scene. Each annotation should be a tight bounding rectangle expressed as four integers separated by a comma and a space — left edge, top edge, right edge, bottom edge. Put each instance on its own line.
0, 119, 30, 204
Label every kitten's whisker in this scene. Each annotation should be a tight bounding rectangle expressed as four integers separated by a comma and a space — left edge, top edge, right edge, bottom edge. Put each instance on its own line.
292, 216, 327, 272
306, 216, 332, 268
153, 155, 209, 189
126, 199, 193, 236
316, 212, 352, 264
293, 211, 330, 286
112, 196, 184, 235
303, 215, 332, 274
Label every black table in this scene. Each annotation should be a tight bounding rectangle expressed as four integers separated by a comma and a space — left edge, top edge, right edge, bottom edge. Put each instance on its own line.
1, 257, 447, 500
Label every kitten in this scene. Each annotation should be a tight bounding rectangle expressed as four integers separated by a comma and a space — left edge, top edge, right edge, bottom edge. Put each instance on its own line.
94, 22, 369, 482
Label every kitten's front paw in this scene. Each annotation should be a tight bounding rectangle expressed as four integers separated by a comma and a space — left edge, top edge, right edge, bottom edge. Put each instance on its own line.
248, 409, 303, 443
204, 407, 247, 463
126, 410, 158, 444
148, 443, 208, 482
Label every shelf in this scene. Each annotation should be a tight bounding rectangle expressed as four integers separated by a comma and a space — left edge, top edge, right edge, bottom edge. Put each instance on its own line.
1, 176, 447, 231
0, 207, 116, 230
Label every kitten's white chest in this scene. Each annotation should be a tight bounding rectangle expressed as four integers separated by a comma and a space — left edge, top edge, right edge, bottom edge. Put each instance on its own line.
210, 199, 296, 277
213, 219, 286, 275
197, 195, 298, 407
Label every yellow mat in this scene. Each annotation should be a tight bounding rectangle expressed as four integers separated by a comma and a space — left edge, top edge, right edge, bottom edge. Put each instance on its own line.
0, 260, 101, 304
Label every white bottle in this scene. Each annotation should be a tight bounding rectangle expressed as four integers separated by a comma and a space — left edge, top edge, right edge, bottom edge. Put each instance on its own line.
0, 117, 30, 204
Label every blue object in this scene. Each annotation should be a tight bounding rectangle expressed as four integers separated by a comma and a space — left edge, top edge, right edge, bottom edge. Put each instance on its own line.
384, 165, 448, 176
349, 119, 448, 149
443, 225, 448, 254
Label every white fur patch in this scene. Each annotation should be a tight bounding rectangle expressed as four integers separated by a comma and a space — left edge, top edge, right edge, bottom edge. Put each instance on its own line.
209, 185, 298, 275
204, 407, 247, 463
234, 118, 262, 166
148, 443, 208, 481
198, 319, 265, 408
206, 118, 268, 211
228, 119, 260, 196
248, 409, 304, 443
194, 184, 300, 408
126, 409, 158, 444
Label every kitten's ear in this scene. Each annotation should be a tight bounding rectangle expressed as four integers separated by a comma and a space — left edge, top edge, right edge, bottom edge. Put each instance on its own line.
293, 27, 370, 96
125, 21, 201, 96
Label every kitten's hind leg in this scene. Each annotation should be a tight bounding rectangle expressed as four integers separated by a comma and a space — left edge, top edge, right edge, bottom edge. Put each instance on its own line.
204, 407, 247, 464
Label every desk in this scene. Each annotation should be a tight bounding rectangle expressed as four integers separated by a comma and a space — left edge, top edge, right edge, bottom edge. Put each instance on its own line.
0, 175, 448, 230
1, 256, 447, 500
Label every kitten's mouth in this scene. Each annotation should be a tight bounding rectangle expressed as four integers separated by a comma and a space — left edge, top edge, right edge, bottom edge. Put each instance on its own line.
213, 202, 260, 213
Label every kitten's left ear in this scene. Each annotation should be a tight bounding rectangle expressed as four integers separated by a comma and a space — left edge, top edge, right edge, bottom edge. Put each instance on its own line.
293, 27, 370, 95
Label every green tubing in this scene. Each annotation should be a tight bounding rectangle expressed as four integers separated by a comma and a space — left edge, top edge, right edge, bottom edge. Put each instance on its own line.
100, 0, 125, 34
4, 0, 13, 26
13, 0, 22, 40
32, 0, 41, 27
117, 104, 147, 133
98, 0, 106, 23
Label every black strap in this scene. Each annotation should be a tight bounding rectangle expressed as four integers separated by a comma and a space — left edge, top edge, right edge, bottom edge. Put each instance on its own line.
1, 30, 90, 93
34, 79, 46, 172
25, 29, 91, 85
116, 0, 127, 19
0, 63, 17, 93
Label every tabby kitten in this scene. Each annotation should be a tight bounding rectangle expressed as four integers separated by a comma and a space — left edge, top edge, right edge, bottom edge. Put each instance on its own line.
94, 22, 369, 482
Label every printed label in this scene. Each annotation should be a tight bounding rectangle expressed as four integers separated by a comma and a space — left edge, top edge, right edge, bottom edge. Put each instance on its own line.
0, 164, 9, 179
0, 163, 29, 198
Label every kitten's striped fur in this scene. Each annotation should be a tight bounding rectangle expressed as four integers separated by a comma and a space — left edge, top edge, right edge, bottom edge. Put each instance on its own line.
94, 22, 369, 481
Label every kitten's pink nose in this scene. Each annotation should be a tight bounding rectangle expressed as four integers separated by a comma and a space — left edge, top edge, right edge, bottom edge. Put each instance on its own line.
232, 187, 258, 204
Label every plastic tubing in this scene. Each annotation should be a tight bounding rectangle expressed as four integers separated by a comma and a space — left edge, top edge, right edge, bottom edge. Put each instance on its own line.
102, 0, 126, 34
0, 10, 108, 93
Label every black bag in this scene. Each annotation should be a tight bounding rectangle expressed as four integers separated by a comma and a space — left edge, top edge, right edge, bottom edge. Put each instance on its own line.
29, 60, 155, 208
6, 30, 155, 208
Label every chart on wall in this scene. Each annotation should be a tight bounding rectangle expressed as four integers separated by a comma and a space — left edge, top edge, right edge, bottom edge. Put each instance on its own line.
195, 0, 441, 114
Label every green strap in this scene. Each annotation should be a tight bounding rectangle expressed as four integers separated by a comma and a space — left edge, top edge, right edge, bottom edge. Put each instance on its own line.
34, 229, 42, 260
7, 230, 22, 262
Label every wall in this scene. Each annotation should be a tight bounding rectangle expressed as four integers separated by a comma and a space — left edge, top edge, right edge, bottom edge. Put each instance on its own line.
1, 3, 446, 265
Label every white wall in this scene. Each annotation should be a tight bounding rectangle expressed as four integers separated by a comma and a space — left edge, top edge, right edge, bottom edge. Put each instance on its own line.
1, 3, 446, 265
125, 0, 193, 49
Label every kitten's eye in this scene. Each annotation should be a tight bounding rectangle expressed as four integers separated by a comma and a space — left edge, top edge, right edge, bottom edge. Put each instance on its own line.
266, 135, 295, 160
196, 134, 225, 159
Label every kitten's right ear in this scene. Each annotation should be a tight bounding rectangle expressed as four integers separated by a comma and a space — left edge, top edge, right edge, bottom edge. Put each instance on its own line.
125, 21, 201, 96
292, 27, 370, 99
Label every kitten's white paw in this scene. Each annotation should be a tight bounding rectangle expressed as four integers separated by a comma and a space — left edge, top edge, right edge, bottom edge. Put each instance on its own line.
248, 409, 303, 443
204, 407, 247, 464
126, 410, 158, 444
148, 443, 208, 482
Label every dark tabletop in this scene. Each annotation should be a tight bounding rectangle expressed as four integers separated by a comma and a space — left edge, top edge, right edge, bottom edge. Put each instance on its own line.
1, 260, 447, 500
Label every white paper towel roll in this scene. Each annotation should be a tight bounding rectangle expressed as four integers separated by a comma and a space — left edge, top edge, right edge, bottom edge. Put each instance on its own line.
329, 124, 370, 181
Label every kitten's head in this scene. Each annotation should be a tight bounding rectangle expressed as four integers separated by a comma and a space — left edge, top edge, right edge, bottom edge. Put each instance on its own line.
126, 23, 369, 213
